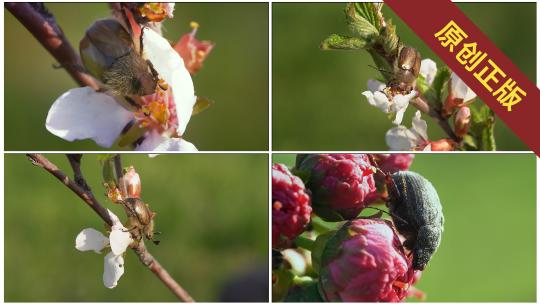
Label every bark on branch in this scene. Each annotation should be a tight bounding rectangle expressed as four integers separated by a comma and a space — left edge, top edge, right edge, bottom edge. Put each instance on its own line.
6, 3, 98, 89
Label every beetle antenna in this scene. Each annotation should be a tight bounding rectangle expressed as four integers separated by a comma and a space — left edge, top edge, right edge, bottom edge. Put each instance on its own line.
365, 206, 409, 225
368, 65, 393, 75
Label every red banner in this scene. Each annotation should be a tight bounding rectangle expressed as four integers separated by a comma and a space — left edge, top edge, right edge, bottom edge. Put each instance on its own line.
384, 0, 540, 155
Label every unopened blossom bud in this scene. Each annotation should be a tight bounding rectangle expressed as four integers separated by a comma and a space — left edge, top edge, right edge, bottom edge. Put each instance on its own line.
174, 22, 215, 75
121, 166, 142, 199
318, 219, 417, 302
454, 106, 471, 138
272, 163, 311, 249
295, 154, 376, 221
443, 73, 477, 117
429, 138, 456, 151
371, 154, 415, 173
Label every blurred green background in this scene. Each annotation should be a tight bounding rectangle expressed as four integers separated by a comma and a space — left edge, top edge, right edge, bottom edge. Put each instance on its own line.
5, 3, 268, 151
273, 3, 536, 151
273, 153, 536, 302
5, 154, 268, 301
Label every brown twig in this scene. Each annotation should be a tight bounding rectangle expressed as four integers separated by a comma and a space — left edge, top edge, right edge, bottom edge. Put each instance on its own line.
6, 3, 98, 89
26, 153, 195, 302
27, 153, 113, 226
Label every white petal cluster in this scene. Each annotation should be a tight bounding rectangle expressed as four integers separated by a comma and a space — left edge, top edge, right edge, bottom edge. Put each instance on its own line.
385, 111, 429, 151
75, 209, 132, 288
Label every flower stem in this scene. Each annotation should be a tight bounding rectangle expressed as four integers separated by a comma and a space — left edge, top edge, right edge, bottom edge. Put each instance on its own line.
295, 236, 316, 251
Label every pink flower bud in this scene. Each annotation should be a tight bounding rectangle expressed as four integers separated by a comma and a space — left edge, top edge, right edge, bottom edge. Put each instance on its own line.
272, 163, 311, 249
319, 219, 418, 302
174, 22, 215, 75
422, 138, 456, 151
454, 106, 471, 138
121, 166, 142, 199
295, 154, 376, 221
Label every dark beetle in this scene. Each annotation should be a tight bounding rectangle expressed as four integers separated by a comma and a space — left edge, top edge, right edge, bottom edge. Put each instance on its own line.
386, 171, 444, 270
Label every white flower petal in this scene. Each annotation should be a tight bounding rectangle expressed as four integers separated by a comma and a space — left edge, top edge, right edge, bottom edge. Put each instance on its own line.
106, 209, 124, 229
451, 72, 476, 101
367, 79, 386, 92
385, 126, 419, 151
103, 252, 125, 289
390, 91, 416, 125
362, 90, 390, 112
419, 59, 437, 86
46, 87, 133, 148
75, 228, 108, 253
393, 107, 407, 125
411, 110, 428, 141
142, 28, 196, 135
110, 228, 132, 256
136, 131, 198, 152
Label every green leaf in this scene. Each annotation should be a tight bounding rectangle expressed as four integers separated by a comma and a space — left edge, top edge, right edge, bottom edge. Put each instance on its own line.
320, 34, 367, 50
345, 3, 379, 41
351, 3, 381, 30
117, 123, 148, 147
469, 103, 496, 151
96, 154, 117, 162
192, 96, 214, 116
101, 156, 118, 188
311, 231, 336, 274
416, 74, 429, 95
273, 269, 295, 302
284, 281, 324, 302
424, 66, 450, 106
378, 18, 399, 57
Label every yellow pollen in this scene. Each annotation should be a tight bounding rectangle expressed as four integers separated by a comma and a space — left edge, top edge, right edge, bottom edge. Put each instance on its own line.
190, 21, 199, 29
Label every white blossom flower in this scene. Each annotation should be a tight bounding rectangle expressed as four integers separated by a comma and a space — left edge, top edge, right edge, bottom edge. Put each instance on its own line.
450, 72, 476, 102
385, 111, 429, 151
362, 80, 417, 125
419, 59, 437, 86
46, 28, 197, 152
75, 209, 132, 288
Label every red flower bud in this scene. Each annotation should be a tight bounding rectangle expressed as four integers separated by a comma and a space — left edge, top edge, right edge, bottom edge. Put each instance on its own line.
272, 163, 311, 249
174, 22, 215, 75
319, 219, 419, 302
454, 106, 471, 138
295, 154, 376, 221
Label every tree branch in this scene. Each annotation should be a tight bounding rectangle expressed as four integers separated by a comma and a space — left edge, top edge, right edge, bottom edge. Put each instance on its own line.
6, 3, 98, 89
26, 153, 195, 302
27, 153, 113, 226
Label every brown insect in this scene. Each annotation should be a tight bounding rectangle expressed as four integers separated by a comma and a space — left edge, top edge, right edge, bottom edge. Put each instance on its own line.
387, 46, 421, 94
121, 198, 160, 245
79, 19, 159, 97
